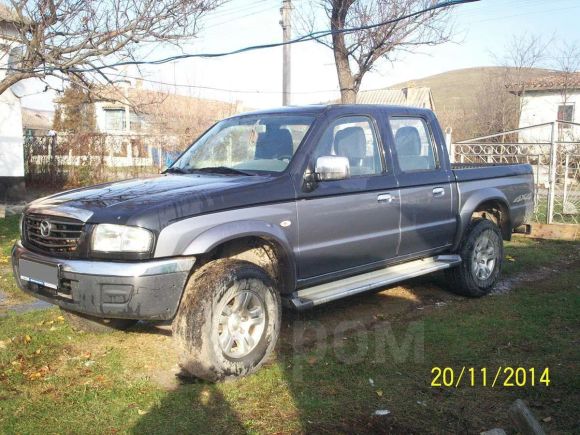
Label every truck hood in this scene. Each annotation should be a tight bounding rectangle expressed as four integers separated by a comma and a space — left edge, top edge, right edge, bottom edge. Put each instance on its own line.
26, 173, 294, 231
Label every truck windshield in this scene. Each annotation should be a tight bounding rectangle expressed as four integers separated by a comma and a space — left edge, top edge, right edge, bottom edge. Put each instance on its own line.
169, 115, 315, 174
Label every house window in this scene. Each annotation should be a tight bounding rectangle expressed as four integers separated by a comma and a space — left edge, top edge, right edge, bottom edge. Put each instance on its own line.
557, 104, 574, 128
104, 108, 126, 131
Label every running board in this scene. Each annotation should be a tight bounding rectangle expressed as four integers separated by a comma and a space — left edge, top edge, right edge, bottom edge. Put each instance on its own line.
286, 255, 461, 310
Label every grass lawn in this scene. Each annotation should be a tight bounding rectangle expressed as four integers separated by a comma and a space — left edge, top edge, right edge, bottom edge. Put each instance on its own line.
0, 214, 579, 433
0, 215, 31, 305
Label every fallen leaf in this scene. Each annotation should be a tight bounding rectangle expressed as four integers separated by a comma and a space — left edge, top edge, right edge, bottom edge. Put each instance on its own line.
137, 409, 148, 415
57, 316, 65, 322
24, 335, 31, 344
542, 417, 552, 423
376, 390, 383, 397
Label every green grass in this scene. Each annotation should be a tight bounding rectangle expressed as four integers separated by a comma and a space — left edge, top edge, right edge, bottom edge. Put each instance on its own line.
0, 238, 579, 433
0, 214, 19, 261
1, 213, 578, 432
0, 215, 28, 304
502, 236, 576, 275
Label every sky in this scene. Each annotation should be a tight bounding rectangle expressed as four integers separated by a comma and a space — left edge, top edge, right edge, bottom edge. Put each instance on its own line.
20, 0, 580, 112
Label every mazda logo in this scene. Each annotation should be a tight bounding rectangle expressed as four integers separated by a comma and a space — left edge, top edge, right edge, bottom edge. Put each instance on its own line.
39, 220, 52, 238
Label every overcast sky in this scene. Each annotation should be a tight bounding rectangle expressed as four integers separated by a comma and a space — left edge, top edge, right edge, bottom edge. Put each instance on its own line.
21, 0, 580, 111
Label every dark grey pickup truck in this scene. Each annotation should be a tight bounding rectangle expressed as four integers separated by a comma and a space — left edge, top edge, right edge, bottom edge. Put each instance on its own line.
12, 104, 533, 380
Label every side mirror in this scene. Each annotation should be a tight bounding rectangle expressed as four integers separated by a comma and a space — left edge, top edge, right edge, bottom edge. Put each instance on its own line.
315, 156, 350, 181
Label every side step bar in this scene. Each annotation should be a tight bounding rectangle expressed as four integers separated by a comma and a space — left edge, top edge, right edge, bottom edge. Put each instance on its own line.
286, 255, 461, 310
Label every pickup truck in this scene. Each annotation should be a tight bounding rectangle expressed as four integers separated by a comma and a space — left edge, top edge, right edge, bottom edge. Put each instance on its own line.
12, 104, 533, 381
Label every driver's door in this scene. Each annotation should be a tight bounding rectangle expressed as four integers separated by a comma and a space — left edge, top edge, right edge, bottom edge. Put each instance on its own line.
295, 114, 401, 282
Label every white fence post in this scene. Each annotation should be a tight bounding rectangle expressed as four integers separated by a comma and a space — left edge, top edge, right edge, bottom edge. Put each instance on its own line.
126, 142, 133, 166
445, 128, 454, 163
547, 121, 558, 224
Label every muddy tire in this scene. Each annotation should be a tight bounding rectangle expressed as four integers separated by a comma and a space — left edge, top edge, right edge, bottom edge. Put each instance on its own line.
445, 219, 503, 297
60, 308, 137, 333
173, 259, 281, 382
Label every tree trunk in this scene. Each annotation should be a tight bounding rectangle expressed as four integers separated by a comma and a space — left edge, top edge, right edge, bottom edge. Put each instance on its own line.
331, 0, 357, 104
0, 72, 36, 96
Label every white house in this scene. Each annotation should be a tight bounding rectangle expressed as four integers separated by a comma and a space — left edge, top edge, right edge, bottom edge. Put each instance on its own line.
512, 72, 580, 142
0, 5, 25, 201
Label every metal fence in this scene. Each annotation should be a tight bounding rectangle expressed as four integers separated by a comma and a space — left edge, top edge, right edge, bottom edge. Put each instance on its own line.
452, 121, 580, 225
24, 133, 188, 187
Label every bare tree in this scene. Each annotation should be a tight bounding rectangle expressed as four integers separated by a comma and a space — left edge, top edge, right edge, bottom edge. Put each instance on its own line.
0, 0, 223, 96
298, 0, 455, 103
496, 33, 552, 99
554, 41, 580, 107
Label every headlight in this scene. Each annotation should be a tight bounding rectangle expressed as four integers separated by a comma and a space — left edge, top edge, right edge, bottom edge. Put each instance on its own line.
92, 224, 153, 253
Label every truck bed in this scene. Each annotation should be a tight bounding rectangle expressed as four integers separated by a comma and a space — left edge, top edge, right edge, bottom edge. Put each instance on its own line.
451, 163, 533, 182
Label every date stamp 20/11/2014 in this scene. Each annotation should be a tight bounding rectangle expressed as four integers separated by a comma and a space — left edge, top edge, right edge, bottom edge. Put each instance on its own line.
431, 367, 550, 388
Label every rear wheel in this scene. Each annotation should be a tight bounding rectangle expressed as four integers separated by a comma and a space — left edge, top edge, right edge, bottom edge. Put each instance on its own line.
445, 219, 503, 297
60, 309, 137, 333
173, 259, 281, 382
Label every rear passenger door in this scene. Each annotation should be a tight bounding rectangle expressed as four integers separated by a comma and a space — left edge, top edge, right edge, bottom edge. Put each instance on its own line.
387, 114, 455, 256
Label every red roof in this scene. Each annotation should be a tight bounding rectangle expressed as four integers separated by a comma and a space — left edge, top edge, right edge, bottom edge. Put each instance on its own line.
509, 72, 580, 93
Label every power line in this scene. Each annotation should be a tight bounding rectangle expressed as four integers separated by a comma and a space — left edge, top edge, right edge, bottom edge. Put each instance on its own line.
37, 0, 479, 74
103, 71, 340, 94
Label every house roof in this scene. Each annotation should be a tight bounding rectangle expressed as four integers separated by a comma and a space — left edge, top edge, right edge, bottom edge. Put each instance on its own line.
327, 87, 435, 110
22, 108, 53, 130
0, 4, 24, 25
355, 87, 434, 108
508, 72, 580, 93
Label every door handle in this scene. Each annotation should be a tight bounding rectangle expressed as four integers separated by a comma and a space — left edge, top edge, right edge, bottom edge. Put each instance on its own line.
432, 187, 445, 197
377, 193, 393, 203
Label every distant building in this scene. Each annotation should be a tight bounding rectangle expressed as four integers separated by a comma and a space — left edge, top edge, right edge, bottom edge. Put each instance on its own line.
22, 108, 54, 137
90, 84, 244, 137
354, 86, 435, 110
0, 4, 25, 200
509, 72, 580, 140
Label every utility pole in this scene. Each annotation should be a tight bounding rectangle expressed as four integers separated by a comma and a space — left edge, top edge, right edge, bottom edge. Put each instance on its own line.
280, 0, 292, 106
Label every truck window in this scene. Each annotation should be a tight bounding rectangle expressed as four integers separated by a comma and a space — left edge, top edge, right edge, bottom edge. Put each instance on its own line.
390, 117, 439, 172
170, 115, 315, 173
313, 116, 383, 176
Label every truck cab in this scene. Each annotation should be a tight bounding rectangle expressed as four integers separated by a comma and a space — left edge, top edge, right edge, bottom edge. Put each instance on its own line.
12, 104, 534, 381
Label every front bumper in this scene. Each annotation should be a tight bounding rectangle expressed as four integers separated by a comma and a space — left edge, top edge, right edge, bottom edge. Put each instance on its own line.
11, 242, 195, 321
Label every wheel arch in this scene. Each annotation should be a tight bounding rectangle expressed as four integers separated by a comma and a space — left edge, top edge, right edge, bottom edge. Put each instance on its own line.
182, 220, 296, 294
455, 189, 512, 249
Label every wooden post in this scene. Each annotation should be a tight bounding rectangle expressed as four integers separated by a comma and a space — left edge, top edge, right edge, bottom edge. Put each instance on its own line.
508, 399, 546, 435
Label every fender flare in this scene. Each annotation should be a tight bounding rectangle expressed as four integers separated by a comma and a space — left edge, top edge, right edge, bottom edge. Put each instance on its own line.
182, 219, 297, 292
454, 188, 511, 249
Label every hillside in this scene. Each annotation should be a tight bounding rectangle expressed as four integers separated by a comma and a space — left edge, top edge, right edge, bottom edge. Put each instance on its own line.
390, 66, 551, 140
391, 66, 550, 114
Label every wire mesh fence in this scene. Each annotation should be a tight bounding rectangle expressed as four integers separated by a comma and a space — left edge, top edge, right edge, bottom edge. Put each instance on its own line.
453, 121, 580, 225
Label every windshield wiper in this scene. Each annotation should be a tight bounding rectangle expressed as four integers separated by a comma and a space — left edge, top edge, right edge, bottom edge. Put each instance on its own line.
164, 167, 189, 174
193, 166, 255, 176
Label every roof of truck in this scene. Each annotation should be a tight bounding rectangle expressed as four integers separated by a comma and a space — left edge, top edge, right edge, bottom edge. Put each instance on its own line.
234, 104, 433, 118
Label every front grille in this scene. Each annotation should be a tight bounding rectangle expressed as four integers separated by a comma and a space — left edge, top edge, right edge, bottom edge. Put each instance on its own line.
25, 214, 84, 255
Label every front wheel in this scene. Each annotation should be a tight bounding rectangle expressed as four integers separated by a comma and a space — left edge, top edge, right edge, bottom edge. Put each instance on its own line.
445, 219, 503, 297
172, 259, 281, 381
